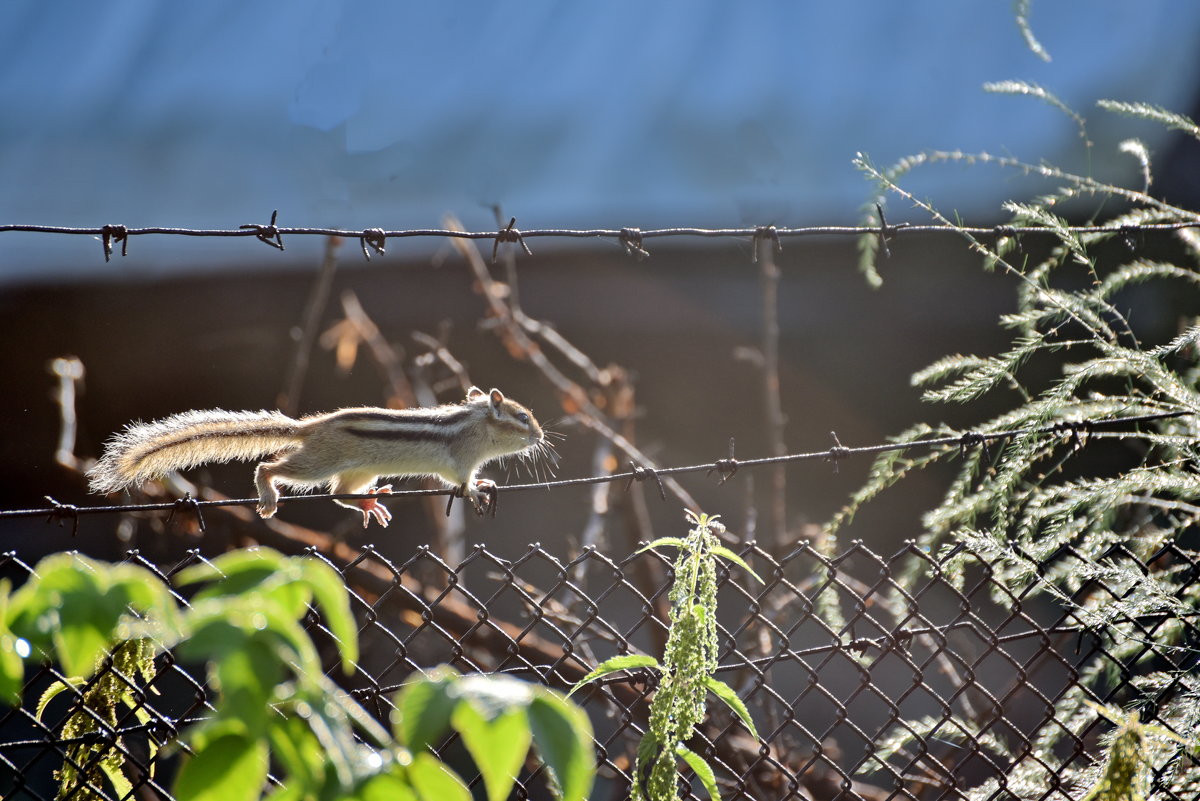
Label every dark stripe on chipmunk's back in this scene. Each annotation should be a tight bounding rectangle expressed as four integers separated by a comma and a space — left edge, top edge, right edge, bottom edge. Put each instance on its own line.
337, 407, 470, 425
344, 425, 458, 442
339, 407, 469, 442
141, 426, 297, 459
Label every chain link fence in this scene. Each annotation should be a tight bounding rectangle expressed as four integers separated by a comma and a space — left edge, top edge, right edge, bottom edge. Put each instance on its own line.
2, 537, 1197, 801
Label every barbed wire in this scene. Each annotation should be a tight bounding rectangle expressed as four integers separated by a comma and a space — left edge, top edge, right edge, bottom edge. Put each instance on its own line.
1, 409, 1187, 533
4, 214, 1200, 262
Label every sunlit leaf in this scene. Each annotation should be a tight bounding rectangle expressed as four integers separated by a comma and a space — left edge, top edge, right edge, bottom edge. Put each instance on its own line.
703, 676, 758, 739
636, 537, 686, 553
568, 654, 658, 696
709, 547, 764, 584
408, 752, 470, 801
676, 744, 720, 801
451, 701, 530, 801
298, 557, 359, 671
395, 667, 459, 752
174, 732, 268, 801
527, 689, 595, 801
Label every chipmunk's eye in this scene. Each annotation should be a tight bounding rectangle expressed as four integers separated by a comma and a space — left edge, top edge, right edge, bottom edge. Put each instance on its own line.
516, 412, 530, 425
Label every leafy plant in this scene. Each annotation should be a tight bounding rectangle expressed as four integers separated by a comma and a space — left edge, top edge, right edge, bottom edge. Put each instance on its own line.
1, 548, 594, 801
573, 511, 762, 801
839, 85, 1200, 797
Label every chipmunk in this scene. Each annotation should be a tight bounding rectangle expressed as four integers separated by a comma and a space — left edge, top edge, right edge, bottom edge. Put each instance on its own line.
87, 387, 546, 527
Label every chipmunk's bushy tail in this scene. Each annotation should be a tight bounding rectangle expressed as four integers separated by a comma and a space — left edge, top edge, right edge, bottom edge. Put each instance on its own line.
87, 409, 303, 494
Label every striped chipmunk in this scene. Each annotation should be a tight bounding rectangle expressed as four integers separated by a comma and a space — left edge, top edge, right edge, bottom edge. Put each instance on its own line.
87, 387, 548, 527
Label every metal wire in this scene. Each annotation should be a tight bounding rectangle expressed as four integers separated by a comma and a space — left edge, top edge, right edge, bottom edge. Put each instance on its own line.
4, 216, 1198, 262
0, 410, 1187, 529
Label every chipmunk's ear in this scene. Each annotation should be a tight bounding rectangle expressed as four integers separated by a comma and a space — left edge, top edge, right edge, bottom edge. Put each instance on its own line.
488, 388, 505, 415
467, 386, 485, 401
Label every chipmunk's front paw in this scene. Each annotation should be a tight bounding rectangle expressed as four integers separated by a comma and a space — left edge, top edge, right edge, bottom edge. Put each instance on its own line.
467, 479, 498, 516
445, 479, 498, 517
357, 485, 393, 528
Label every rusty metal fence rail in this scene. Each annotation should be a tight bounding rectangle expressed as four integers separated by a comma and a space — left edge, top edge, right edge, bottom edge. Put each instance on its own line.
1, 538, 1197, 801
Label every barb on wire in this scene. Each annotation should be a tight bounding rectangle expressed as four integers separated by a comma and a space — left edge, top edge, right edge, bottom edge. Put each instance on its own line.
360, 228, 387, 260
875, 202, 900, 258
619, 227, 650, 260
751, 224, 781, 262
239, 209, 284, 250
100, 225, 128, 261
165, 494, 207, 533
492, 217, 531, 263
0, 409, 1187, 527
707, 438, 739, 484
43, 496, 81, 537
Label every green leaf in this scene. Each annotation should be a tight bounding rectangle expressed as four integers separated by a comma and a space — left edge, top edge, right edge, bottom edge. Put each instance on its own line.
633, 731, 661, 796
8, 555, 171, 679
34, 677, 85, 720
263, 784, 305, 801
359, 771, 419, 801
176, 547, 290, 591
527, 690, 595, 801
709, 547, 764, 584
0, 581, 25, 704
703, 676, 759, 739
298, 557, 359, 671
267, 715, 326, 791
98, 752, 135, 801
24, 556, 111, 677
175, 607, 248, 662
408, 752, 470, 801
212, 638, 282, 737
568, 654, 658, 696
395, 667, 459, 752
451, 701, 530, 801
636, 537, 687, 554
0, 634, 23, 705
451, 673, 533, 718
174, 732, 268, 801
181, 597, 321, 677
676, 744, 720, 801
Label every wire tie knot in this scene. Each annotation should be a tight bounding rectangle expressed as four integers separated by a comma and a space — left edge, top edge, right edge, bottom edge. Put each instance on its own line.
625, 461, 666, 500
492, 217, 532, 263
166, 493, 207, 532
959, 431, 991, 463
993, 224, 1022, 254
240, 209, 285, 250
708, 437, 740, 484
360, 228, 387, 261
826, 431, 850, 473
43, 495, 80, 536
752, 225, 781, 263
620, 228, 650, 261
874, 203, 893, 259
101, 224, 128, 262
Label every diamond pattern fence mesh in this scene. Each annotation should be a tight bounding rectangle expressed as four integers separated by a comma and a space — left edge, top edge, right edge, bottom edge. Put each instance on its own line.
1, 537, 1197, 801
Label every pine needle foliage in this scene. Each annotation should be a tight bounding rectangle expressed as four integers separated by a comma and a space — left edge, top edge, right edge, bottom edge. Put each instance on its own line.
842, 90, 1200, 798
